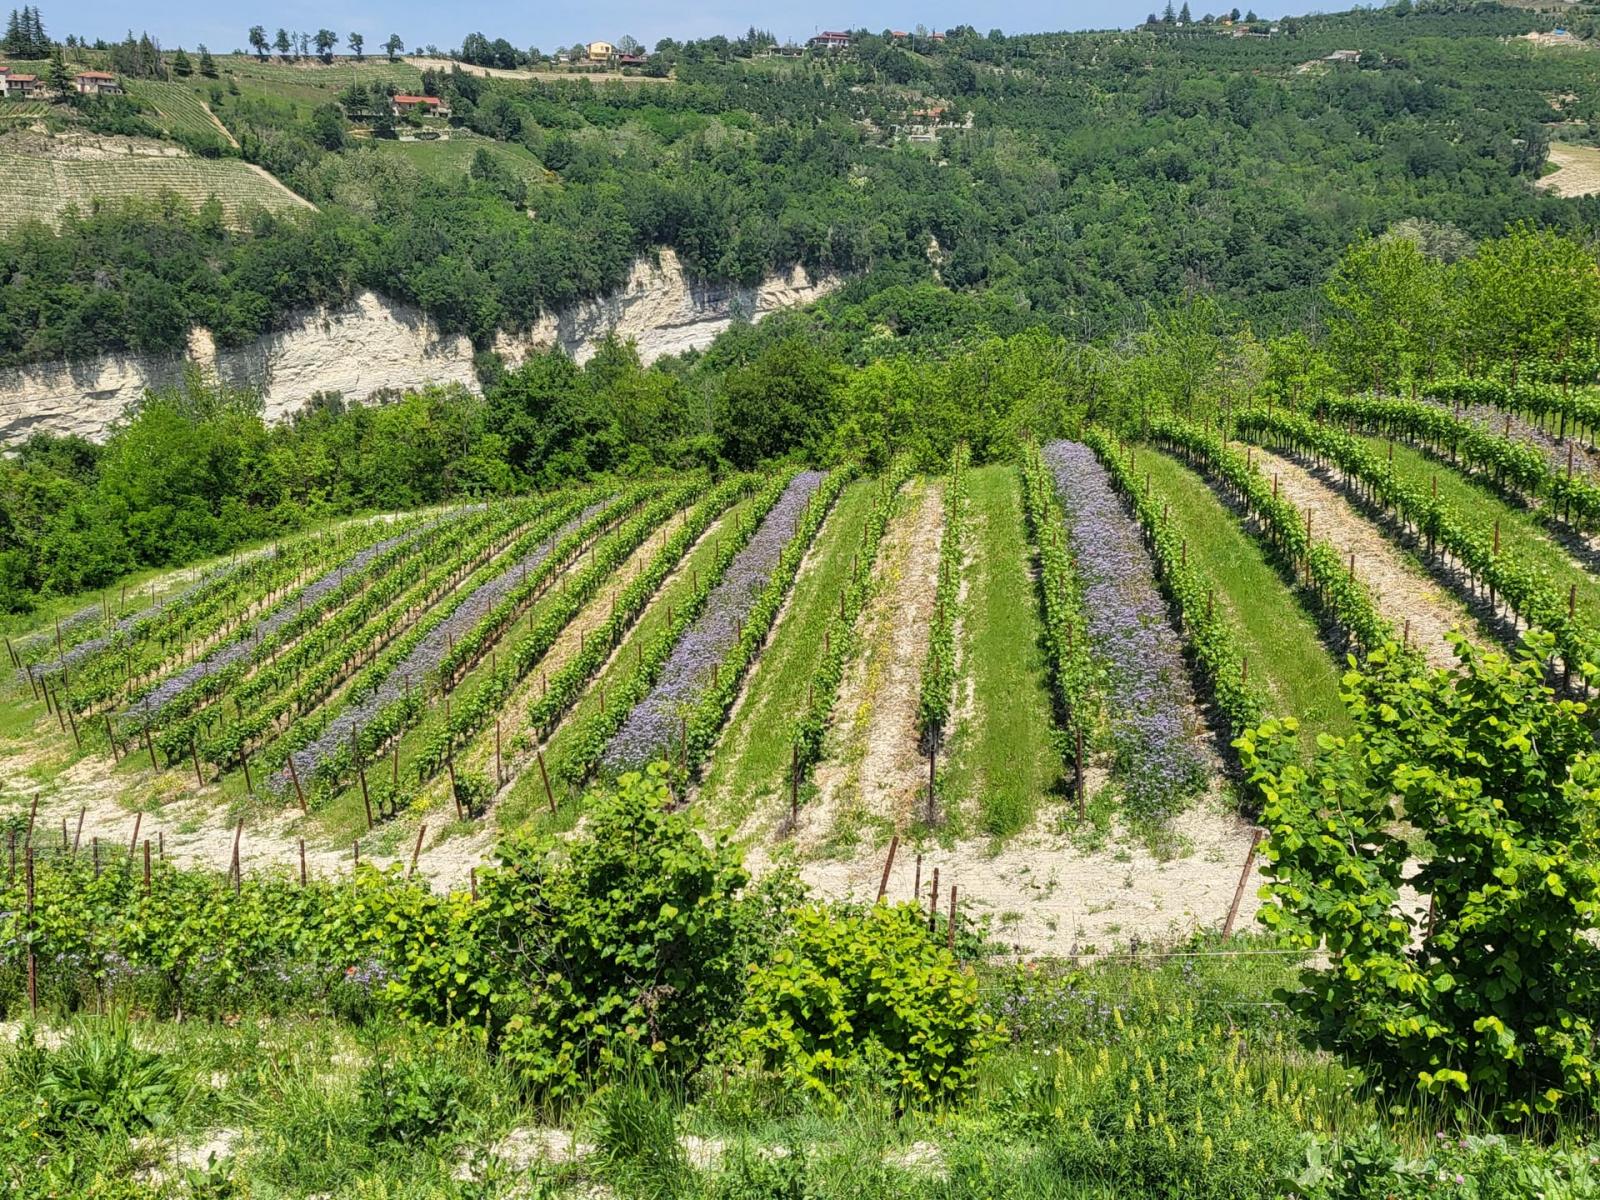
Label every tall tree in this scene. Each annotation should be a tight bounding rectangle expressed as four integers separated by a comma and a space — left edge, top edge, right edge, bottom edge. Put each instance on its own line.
45, 44, 69, 94
272, 27, 290, 59
383, 33, 402, 60
171, 45, 192, 76
314, 28, 336, 62
347, 31, 363, 59
197, 43, 215, 76
247, 24, 267, 60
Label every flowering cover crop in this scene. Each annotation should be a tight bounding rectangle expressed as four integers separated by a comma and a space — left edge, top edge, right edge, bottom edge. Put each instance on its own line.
1042, 440, 1204, 822
602, 470, 829, 772
277, 498, 602, 795
124, 523, 430, 730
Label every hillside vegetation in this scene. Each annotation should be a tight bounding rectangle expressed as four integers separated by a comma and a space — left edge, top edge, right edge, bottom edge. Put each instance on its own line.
3, 5, 1600, 1198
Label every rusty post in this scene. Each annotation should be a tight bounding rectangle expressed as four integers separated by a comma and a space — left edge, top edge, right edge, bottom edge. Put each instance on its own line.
948, 884, 958, 951
241, 750, 253, 797
299, 838, 307, 886
72, 808, 84, 855
287, 752, 306, 813
928, 867, 940, 929
127, 812, 141, 859
407, 822, 426, 878
1223, 828, 1265, 938
876, 834, 899, 902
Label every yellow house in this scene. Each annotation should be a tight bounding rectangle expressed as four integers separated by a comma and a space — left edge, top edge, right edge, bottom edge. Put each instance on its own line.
587, 40, 614, 60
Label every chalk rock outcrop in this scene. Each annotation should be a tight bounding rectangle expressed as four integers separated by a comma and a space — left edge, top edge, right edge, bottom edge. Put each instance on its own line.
0, 249, 840, 442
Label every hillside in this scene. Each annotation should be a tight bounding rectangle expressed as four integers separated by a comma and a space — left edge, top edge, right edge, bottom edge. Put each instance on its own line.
3, 6, 1600, 1197
0, 129, 310, 234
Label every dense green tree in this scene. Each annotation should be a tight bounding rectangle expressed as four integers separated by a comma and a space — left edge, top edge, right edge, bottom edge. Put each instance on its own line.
247, 25, 267, 60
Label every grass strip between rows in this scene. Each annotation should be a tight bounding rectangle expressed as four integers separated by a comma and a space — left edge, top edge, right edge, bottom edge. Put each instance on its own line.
789, 457, 916, 786
681, 467, 856, 781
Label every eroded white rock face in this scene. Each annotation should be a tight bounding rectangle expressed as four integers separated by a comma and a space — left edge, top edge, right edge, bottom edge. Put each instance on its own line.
0, 249, 841, 442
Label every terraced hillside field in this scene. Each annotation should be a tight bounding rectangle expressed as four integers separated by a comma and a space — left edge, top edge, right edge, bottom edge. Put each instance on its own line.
0, 133, 311, 234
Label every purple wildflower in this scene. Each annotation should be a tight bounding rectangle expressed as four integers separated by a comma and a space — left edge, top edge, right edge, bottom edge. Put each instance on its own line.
602, 470, 827, 770
276, 502, 602, 791
1043, 441, 1204, 822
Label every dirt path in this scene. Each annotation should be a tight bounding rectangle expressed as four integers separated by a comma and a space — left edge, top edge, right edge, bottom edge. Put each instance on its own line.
798, 791, 1271, 954
406, 55, 669, 83
1536, 142, 1600, 198
803, 481, 944, 849
1247, 444, 1477, 670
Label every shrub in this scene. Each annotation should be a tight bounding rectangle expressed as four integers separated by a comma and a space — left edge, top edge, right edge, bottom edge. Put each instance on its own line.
1241, 633, 1600, 1122
738, 903, 1000, 1109
485, 764, 767, 1096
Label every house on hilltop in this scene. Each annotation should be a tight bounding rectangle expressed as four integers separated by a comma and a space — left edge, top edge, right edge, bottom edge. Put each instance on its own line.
587, 40, 614, 61
391, 93, 450, 117
808, 31, 851, 50
74, 70, 121, 95
1325, 49, 1360, 64
4, 71, 43, 97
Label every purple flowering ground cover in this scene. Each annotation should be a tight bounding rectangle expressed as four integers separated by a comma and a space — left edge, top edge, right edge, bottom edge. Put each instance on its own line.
1043, 441, 1205, 822
602, 470, 828, 771
278, 502, 601, 791
125, 524, 427, 728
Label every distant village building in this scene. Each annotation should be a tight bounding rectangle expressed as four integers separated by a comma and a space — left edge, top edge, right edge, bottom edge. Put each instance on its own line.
616, 52, 647, 66
4, 72, 44, 97
391, 93, 449, 117
73, 70, 121, 95
808, 31, 851, 50
1324, 49, 1360, 64
587, 40, 615, 60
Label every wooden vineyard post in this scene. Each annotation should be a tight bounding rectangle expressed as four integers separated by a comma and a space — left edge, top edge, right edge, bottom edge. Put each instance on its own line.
92, 837, 99, 878
1223, 828, 1265, 939
143, 840, 151, 894
287, 753, 307, 813
106, 714, 119, 763
60, 816, 67, 853
191, 737, 204, 787
25, 847, 36, 1016
913, 853, 922, 901
353, 839, 360, 868
407, 823, 427, 879
299, 839, 307, 886
876, 834, 899, 902
537, 750, 556, 813
392, 741, 400, 786
1074, 726, 1085, 821
229, 820, 243, 894
72, 808, 84, 855
470, 867, 478, 901
359, 761, 373, 829
947, 885, 958, 951
927, 867, 940, 930
790, 745, 799, 826
495, 721, 503, 788
241, 750, 253, 797
925, 742, 936, 825
64, 701, 80, 751
448, 748, 462, 820
127, 813, 141, 860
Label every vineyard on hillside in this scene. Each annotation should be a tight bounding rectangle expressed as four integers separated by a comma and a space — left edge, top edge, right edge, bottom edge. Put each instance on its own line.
0, 134, 311, 235
8, 386, 1598, 966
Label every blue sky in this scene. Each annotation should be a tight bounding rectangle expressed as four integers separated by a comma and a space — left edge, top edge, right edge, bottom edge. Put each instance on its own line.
45, 1, 1301, 56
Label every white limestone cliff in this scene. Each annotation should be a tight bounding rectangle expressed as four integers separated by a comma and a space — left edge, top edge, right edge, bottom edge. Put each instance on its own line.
0, 249, 841, 442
